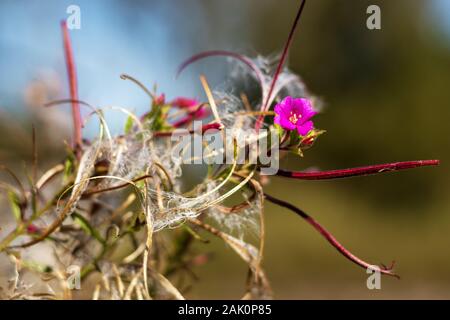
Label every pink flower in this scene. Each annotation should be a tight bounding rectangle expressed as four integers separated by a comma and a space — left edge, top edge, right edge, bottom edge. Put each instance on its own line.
27, 224, 40, 234
170, 97, 210, 127
274, 96, 317, 136
154, 93, 166, 105
172, 106, 209, 127
170, 97, 199, 109
192, 105, 208, 118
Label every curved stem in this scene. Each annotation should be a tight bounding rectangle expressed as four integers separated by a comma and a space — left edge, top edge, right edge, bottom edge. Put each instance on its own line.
177, 50, 265, 91
264, 193, 399, 278
154, 122, 223, 137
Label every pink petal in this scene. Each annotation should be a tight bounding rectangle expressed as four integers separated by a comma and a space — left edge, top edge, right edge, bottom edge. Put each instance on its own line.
274, 115, 281, 125
171, 97, 199, 108
276, 97, 294, 114
155, 93, 166, 105
194, 107, 209, 119
283, 96, 294, 107
300, 100, 317, 121
274, 100, 286, 115
296, 120, 314, 136
290, 98, 314, 120
279, 116, 297, 130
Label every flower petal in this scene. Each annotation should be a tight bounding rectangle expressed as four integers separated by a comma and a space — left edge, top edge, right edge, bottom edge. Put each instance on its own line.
274, 96, 317, 132
279, 116, 297, 130
274, 115, 281, 126
194, 106, 209, 119
274, 102, 283, 115
171, 97, 199, 108
283, 95, 293, 106
298, 98, 317, 121
275, 97, 291, 115
296, 120, 314, 136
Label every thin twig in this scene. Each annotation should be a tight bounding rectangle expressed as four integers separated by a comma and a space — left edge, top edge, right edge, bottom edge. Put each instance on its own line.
256, 0, 307, 130
264, 192, 399, 278
61, 21, 82, 151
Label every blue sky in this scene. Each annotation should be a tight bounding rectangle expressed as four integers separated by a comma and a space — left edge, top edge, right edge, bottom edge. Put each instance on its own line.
0, 0, 449, 134
0, 0, 212, 133
431, 0, 450, 38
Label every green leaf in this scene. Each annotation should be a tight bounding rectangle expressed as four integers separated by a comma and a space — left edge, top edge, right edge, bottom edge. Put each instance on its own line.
106, 225, 120, 245
63, 156, 74, 184
7, 191, 21, 222
274, 123, 284, 139
124, 115, 134, 134
21, 260, 53, 273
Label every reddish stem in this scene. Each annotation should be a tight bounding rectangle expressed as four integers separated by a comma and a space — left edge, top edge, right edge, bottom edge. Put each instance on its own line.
264, 193, 399, 278
154, 122, 223, 137
256, 0, 307, 130
277, 160, 440, 180
176, 50, 265, 90
61, 21, 82, 151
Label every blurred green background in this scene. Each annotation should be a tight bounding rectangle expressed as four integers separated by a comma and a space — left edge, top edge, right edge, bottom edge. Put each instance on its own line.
1, 0, 449, 299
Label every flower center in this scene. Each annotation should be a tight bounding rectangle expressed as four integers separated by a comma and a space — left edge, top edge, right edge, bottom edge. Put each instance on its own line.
289, 111, 301, 125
